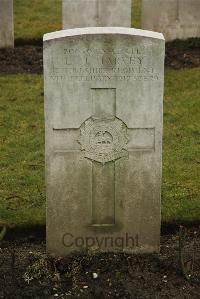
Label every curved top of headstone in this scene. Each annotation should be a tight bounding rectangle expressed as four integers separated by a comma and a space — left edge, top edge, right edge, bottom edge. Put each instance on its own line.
43, 27, 165, 42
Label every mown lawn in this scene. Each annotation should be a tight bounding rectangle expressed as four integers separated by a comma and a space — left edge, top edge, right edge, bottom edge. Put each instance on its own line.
1, 0, 199, 227
14, 0, 62, 40
163, 68, 200, 222
132, 0, 141, 28
0, 75, 45, 226
0, 69, 199, 227
13, 0, 140, 40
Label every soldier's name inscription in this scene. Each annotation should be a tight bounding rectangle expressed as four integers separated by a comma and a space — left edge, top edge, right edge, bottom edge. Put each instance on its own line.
46, 41, 160, 82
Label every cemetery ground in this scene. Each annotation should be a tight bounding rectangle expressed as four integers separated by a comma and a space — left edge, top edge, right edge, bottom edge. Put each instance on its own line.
0, 0, 200, 298
0, 68, 199, 226
0, 56, 200, 299
0, 228, 200, 298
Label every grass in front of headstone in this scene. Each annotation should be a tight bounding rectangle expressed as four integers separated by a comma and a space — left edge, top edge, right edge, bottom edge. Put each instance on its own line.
0, 69, 199, 227
163, 68, 200, 222
0, 75, 45, 226
14, 0, 62, 40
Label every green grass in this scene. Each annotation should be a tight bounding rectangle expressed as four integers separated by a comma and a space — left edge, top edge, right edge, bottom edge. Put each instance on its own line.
3, 0, 200, 226
14, 0, 62, 40
0, 75, 45, 226
132, 0, 141, 28
13, 0, 141, 40
0, 69, 199, 227
162, 68, 200, 222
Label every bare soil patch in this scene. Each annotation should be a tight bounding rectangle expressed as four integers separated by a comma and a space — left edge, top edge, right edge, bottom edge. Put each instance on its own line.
0, 226, 199, 299
165, 40, 200, 69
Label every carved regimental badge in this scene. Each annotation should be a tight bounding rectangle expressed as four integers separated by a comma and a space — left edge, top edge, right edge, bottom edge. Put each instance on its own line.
80, 117, 128, 163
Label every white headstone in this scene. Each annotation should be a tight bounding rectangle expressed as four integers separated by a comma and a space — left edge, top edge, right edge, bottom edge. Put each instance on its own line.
0, 0, 14, 48
44, 27, 165, 255
62, 0, 132, 29
142, 0, 200, 41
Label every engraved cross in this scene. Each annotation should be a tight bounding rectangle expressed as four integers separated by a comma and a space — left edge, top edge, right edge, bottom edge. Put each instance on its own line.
53, 88, 155, 227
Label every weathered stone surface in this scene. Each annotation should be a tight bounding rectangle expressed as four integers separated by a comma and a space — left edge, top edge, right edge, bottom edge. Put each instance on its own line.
44, 27, 165, 255
62, 0, 132, 29
142, 0, 200, 41
0, 0, 14, 48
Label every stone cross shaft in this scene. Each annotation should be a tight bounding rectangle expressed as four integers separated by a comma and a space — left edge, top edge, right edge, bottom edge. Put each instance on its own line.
54, 88, 155, 226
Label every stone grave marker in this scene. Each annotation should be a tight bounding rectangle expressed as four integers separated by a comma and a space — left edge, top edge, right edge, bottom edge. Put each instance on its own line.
62, 0, 132, 29
0, 0, 14, 48
142, 0, 200, 41
43, 27, 165, 255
